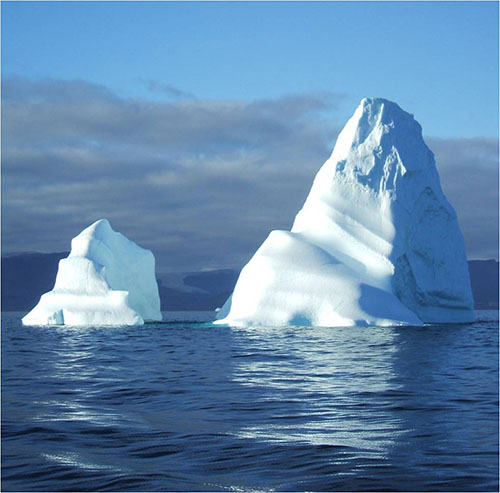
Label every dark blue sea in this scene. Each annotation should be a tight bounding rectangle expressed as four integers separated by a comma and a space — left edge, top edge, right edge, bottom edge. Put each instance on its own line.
2, 310, 498, 492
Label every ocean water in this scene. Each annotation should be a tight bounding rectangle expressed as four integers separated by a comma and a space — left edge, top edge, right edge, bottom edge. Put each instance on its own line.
2, 310, 498, 492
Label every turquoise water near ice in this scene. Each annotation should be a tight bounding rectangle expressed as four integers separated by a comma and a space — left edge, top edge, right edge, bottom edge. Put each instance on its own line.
2, 311, 498, 491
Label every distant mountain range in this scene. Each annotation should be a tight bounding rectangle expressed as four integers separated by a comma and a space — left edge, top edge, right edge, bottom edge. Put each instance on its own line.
1, 252, 498, 312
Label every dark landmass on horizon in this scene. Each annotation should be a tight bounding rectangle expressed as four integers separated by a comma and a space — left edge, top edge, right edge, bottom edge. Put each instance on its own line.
1, 252, 498, 312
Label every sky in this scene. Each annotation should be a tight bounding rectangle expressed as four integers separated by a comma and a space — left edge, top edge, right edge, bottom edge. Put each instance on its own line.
2, 1, 499, 273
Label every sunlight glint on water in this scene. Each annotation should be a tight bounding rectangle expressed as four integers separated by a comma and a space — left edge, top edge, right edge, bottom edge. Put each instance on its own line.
2, 311, 498, 492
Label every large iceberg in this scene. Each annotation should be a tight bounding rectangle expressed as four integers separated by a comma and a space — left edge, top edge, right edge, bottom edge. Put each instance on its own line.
22, 219, 162, 326
216, 98, 475, 327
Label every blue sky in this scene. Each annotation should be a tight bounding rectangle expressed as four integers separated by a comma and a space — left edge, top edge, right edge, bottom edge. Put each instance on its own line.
3, 1, 498, 137
2, 2, 499, 271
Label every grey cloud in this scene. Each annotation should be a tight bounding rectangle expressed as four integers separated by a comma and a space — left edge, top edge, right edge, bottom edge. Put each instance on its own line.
3, 76, 117, 104
145, 80, 195, 101
2, 77, 497, 274
428, 137, 499, 260
2, 77, 340, 271
2, 78, 340, 157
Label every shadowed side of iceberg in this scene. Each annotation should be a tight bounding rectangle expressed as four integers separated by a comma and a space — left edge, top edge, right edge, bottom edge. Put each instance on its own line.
22, 219, 162, 327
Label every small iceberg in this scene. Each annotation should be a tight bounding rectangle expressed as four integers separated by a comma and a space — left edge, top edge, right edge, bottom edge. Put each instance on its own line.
22, 219, 162, 326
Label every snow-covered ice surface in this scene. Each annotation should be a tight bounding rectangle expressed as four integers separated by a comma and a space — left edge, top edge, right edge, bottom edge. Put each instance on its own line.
216, 98, 475, 327
22, 219, 162, 326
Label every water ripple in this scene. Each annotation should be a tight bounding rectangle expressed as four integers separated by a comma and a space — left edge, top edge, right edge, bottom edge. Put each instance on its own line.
2, 310, 498, 491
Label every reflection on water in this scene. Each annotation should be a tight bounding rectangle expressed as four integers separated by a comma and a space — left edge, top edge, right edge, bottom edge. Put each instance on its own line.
2, 311, 498, 492
231, 326, 404, 456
